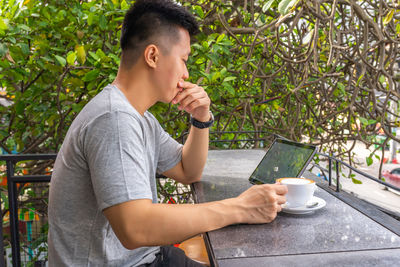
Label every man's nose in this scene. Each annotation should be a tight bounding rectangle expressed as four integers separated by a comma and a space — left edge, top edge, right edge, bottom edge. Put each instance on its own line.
182, 66, 189, 80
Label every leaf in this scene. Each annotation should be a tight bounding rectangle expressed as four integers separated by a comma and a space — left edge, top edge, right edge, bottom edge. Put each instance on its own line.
15, 101, 25, 115
383, 9, 394, 25
356, 73, 364, 86
19, 24, 30, 31
351, 177, 362, 184
87, 13, 94, 26
0, 18, 8, 30
59, 93, 67, 101
99, 15, 107, 30
366, 156, 373, 166
19, 43, 29, 55
222, 82, 235, 95
337, 82, 346, 94
216, 34, 225, 44
54, 55, 66, 67
359, 117, 368, 125
95, 48, 106, 59
302, 29, 314, 44
46, 114, 58, 127
121, 0, 129, 10
337, 82, 345, 90
273, 101, 285, 112
223, 76, 236, 82
89, 51, 99, 61
194, 6, 204, 19
0, 43, 7, 57
76, 30, 84, 39
109, 53, 120, 64
75, 45, 86, 64
71, 103, 83, 113
211, 71, 221, 83
357, 119, 375, 128
67, 51, 77, 65
262, 0, 275, 12
278, 0, 297, 15
83, 69, 100, 82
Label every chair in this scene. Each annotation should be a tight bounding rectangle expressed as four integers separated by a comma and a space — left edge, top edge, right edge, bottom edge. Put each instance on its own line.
179, 234, 210, 266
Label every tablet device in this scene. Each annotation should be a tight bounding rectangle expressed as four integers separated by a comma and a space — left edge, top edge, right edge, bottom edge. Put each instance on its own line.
248, 138, 318, 184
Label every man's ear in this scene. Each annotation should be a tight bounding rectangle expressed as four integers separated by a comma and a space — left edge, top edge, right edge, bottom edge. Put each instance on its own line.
144, 44, 159, 69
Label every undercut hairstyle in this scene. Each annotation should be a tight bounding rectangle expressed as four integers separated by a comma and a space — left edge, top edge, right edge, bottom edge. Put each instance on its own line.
120, 0, 199, 68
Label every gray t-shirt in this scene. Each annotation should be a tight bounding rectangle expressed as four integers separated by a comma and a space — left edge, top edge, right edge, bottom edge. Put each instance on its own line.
48, 84, 183, 266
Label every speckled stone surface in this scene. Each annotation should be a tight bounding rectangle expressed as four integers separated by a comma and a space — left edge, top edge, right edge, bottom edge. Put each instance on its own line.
193, 150, 400, 265
217, 249, 400, 267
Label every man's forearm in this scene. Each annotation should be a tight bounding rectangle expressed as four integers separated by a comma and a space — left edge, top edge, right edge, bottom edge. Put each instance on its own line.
104, 183, 287, 250
181, 125, 209, 182
109, 198, 240, 250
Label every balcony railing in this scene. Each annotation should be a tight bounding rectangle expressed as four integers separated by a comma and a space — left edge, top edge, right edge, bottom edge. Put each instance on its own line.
0, 154, 55, 267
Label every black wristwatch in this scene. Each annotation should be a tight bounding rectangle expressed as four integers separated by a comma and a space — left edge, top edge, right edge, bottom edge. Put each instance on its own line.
190, 111, 214, 129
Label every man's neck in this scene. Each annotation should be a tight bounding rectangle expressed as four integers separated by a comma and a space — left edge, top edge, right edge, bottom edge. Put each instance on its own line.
112, 67, 156, 116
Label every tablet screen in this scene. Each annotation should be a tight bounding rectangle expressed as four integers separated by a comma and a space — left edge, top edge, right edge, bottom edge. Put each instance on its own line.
249, 139, 317, 184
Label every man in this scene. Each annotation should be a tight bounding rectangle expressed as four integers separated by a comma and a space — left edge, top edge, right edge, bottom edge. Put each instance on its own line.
48, 0, 287, 266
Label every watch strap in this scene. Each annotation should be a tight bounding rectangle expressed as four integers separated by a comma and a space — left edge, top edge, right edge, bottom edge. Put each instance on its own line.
190, 111, 214, 129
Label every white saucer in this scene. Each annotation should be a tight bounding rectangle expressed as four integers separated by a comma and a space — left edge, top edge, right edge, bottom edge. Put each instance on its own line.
281, 196, 326, 214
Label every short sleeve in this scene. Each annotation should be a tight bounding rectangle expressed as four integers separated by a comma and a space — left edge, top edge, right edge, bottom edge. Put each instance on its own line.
82, 111, 152, 211
155, 122, 183, 174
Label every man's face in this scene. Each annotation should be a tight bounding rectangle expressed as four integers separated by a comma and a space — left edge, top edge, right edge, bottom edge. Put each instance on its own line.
154, 27, 191, 103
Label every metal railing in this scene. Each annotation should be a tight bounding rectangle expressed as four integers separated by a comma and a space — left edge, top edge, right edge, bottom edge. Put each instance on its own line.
314, 152, 400, 193
0, 154, 56, 267
182, 130, 400, 194
180, 130, 277, 147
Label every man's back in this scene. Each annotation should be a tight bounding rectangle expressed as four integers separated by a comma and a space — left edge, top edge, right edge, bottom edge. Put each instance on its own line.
48, 85, 182, 266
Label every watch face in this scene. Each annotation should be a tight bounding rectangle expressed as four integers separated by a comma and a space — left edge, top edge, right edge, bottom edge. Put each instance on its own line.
209, 111, 214, 121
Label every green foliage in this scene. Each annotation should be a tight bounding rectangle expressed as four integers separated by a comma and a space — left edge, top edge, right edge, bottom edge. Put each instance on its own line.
0, 0, 128, 153
2, 0, 396, 157
366, 156, 373, 166
0, 0, 397, 184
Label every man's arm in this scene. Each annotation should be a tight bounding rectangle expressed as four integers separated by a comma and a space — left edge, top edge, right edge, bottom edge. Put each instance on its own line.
103, 184, 287, 250
103, 80, 288, 250
162, 80, 211, 184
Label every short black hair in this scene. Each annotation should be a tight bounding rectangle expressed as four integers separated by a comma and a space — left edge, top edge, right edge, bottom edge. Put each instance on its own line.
120, 0, 199, 68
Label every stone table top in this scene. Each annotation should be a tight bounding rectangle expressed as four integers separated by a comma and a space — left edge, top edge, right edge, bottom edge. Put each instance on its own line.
192, 149, 400, 267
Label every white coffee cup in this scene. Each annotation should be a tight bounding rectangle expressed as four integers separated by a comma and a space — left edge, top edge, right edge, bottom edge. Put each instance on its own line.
277, 177, 316, 208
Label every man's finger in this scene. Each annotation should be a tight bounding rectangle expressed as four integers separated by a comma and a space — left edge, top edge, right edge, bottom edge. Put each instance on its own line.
173, 87, 205, 105
276, 195, 287, 205
178, 91, 205, 107
276, 204, 282, 212
275, 184, 288, 195
178, 80, 196, 89
262, 184, 287, 195
181, 97, 208, 113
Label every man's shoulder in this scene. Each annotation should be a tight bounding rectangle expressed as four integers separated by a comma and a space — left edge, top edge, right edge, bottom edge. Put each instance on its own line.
76, 85, 143, 126
86, 84, 139, 115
